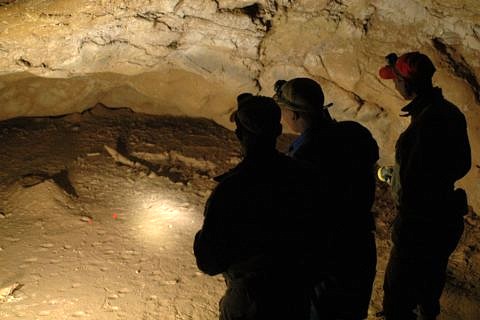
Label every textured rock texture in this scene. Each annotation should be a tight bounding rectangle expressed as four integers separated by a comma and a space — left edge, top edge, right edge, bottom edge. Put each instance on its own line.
0, 0, 479, 211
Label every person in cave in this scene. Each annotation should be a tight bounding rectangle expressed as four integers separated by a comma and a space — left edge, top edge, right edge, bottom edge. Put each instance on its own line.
273, 77, 379, 320
378, 51, 471, 320
193, 94, 325, 320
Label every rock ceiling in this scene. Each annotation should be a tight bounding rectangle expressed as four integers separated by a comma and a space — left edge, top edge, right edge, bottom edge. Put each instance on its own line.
0, 0, 479, 211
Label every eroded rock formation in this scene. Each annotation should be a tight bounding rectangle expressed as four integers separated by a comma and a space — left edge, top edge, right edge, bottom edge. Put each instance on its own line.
0, 0, 479, 211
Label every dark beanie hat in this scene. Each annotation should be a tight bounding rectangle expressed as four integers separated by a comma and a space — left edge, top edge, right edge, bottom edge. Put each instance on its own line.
230, 94, 281, 136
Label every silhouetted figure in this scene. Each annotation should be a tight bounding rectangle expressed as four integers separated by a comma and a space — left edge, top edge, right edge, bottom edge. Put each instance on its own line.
378, 52, 471, 320
274, 78, 379, 319
194, 94, 325, 320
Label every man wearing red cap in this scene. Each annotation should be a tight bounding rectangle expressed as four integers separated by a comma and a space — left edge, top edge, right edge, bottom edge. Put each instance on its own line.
379, 52, 471, 320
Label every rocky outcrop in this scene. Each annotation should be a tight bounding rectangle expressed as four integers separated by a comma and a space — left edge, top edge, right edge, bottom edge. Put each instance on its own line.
0, 0, 479, 211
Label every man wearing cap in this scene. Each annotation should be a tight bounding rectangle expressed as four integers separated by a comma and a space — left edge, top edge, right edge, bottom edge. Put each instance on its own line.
274, 78, 379, 319
378, 52, 471, 320
194, 94, 325, 319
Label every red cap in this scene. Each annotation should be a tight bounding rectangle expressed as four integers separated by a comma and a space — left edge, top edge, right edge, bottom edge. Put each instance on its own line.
379, 65, 397, 79
379, 52, 435, 80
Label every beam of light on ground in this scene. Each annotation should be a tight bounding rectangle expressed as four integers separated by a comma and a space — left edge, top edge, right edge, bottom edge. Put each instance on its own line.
131, 190, 198, 245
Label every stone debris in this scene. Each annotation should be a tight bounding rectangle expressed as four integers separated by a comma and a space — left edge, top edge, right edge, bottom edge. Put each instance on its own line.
0, 282, 21, 302
79, 216, 91, 222
104, 144, 157, 178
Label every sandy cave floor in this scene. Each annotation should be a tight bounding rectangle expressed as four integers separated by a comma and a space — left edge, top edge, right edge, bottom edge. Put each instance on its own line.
0, 105, 479, 320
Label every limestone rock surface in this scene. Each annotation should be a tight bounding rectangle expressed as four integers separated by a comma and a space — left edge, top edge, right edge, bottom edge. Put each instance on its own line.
0, 0, 479, 211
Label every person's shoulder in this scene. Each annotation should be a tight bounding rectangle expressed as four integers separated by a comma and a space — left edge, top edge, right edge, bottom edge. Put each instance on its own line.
337, 120, 372, 135
211, 165, 247, 196
277, 152, 312, 170
335, 120, 379, 160
424, 92, 466, 128
426, 87, 462, 115
336, 120, 377, 144
440, 98, 466, 122
277, 153, 320, 183
217, 170, 244, 188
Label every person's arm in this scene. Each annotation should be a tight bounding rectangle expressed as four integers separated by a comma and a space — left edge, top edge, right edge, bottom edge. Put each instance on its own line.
399, 116, 441, 196
193, 184, 234, 276
450, 114, 471, 181
401, 110, 470, 198
421, 114, 469, 182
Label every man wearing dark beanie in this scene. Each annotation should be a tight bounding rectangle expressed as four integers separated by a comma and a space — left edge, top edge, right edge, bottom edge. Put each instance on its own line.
194, 94, 327, 319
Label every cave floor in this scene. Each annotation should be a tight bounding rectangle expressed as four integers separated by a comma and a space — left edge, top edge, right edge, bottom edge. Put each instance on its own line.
0, 105, 479, 319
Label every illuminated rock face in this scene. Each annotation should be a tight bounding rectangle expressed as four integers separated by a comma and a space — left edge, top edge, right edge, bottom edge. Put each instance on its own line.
0, 0, 479, 211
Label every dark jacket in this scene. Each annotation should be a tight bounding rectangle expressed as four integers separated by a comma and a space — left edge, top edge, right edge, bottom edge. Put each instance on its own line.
194, 150, 326, 276
194, 150, 328, 319
390, 87, 471, 254
393, 87, 471, 218
289, 120, 379, 319
291, 120, 379, 228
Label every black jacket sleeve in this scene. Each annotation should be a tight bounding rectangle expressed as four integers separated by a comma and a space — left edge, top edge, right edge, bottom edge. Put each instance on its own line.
193, 183, 234, 276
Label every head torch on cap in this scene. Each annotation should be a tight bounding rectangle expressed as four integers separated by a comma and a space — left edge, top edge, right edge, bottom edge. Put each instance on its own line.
273, 78, 333, 113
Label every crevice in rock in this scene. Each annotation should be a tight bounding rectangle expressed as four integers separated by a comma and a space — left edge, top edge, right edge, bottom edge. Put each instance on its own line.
0, 0, 15, 7
317, 53, 332, 79
173, 0, 186, 13
16, 57, 32, 67
135, 11, 161, 22
182, 14, 259, 34
214, 1, 283, 32
361, 12, 375, 35
354, 93, 365, 108
79, 11, 113, 19
473, 25, 480, 41
78, 36, 160, 61
39, 12, 72, 19
432, 37, 480, 103
15, 57, 53, 71
215, 3, 264, 26
167, 41, 178, 49
351, 94, 367, 115
134, 11, 178, 31
240, 3, 262, 22
184, 55, 213, 74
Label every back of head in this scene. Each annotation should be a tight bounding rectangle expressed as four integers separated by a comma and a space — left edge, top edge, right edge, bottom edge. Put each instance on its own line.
231, 93, 282, 139
274, 77, 333, 123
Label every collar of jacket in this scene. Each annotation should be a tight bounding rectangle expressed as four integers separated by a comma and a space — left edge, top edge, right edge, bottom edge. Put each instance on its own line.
400, 87, 443, 117
288, 128, 310, 156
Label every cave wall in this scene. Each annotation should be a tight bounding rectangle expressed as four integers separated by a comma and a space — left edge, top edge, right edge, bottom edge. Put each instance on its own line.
0, 0, 479, 212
